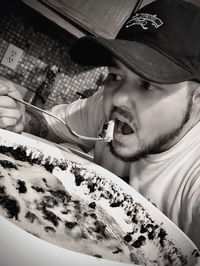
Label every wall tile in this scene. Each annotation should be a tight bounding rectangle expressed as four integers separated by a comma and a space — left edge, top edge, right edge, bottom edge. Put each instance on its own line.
0, 1, 107, 109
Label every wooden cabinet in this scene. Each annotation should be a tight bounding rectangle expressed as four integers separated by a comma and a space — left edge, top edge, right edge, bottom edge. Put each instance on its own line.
22, 0, 141, 38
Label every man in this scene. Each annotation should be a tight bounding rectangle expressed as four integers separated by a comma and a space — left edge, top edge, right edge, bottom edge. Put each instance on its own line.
0, 0, 200, 249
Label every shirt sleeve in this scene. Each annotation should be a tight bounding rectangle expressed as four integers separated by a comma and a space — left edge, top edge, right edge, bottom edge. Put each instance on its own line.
44, 88, 105, 151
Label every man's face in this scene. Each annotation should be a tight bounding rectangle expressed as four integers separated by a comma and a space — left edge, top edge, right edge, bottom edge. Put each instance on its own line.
103, 58, 195, 162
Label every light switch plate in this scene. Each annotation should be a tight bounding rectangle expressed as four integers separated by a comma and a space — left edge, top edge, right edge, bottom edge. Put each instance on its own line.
1, 43, 23, 70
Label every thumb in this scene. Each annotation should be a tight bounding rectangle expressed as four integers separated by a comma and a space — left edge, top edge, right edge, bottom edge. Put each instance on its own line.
0, 84, 9, 95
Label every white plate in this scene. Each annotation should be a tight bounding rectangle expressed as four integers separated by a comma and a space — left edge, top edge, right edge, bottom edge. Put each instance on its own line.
0, 129, 199, 266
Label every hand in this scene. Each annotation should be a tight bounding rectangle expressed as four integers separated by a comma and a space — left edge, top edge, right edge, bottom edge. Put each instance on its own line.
0, 79, 25, 133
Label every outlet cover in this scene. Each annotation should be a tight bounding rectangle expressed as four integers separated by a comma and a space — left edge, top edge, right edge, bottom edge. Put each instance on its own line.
1, 43, 23, 70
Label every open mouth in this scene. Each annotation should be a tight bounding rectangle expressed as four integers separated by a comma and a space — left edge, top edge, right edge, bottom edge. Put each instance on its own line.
115, 119, 134, 135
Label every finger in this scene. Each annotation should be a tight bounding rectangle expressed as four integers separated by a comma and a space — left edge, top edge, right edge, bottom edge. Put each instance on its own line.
0, 80, 22, 100
0, 83, 9, 95
0, 96, 17, 108
7, 122, 24, 133
0, 107, 22, 120
0, 117, 17, 128
0, 79, 17, 94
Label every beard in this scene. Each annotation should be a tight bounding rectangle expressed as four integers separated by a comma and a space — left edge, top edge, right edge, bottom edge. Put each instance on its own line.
109, 94, 193, 163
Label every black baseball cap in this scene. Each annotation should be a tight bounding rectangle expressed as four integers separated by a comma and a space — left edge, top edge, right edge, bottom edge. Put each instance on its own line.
70, 0, 200, 84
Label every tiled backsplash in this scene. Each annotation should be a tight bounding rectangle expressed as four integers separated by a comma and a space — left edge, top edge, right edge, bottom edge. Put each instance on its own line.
0, 1, 107, 109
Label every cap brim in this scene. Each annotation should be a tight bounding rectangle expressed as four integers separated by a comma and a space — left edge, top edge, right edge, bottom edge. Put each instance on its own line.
70, 36, 193, 84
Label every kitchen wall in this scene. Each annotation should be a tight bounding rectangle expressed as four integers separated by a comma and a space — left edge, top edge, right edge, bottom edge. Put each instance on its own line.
0, 0, 107, 109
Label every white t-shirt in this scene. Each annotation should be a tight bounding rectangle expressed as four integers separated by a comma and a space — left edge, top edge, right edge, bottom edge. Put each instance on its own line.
46, 89, 200, 249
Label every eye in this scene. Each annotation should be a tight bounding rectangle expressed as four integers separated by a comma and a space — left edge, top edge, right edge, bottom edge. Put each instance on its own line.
139, 80, 153, 91
103, 73, 123, 84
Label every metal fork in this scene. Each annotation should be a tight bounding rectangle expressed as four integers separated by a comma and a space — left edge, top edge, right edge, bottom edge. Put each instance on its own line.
9, 96, 108, 142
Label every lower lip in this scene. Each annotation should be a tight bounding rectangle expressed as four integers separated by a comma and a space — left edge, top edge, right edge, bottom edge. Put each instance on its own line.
113, 128, 135, 143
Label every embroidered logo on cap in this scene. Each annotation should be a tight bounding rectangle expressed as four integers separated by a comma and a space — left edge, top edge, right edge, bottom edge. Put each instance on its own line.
126, 13, 163, 30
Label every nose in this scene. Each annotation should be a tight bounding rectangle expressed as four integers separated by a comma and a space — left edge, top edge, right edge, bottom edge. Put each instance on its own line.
112, 83, 137, 109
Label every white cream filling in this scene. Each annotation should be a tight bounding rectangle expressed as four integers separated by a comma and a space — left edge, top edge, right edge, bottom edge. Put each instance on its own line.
104, 120, 115, 142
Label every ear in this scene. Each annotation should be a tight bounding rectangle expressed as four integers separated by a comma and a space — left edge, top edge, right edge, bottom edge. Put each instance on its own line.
192, 84, 200, 106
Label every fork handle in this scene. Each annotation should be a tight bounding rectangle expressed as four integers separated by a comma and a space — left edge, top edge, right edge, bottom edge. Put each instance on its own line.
9, 95, 66, 125
9, 95, 104, 142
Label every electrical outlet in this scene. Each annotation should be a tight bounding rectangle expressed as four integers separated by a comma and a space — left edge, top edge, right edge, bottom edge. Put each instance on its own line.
1, 43, 23, 70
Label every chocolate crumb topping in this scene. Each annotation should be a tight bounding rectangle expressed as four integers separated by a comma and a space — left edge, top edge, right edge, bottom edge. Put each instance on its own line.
0, 146, 40, 164
158, 228, 167, 247
25, 211, 37, 223
132, 239, 143, 248
44, 226, 56, 233
192, 249, 200, 257
42, 207, 61, 227
88, 202, 96, 209
140, 225, 148, 233
148, 231, 155, 240
42, 196, 58, 208
31, 186, 44, 193
65, 221, 77, 229
48, 189, 71, 204
44, 163, 54, 173
87, 183, 96, 193
42, 178, 47, 184
124, 234, 132, 242
74, 174, 84, 186
90, 213, 97, 219
94, 254, 102, 258
110, 201, 122, 208
16, 180, 27, 193
94, 221, 107, 238
113, 247, 123, 254
0, 160, 17, 169
132, 215, 138, 224
0, 185, 20, 220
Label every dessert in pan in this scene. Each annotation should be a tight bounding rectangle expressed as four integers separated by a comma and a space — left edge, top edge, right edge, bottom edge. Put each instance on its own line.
99, 120, 115, 142
0, 129, 199, 266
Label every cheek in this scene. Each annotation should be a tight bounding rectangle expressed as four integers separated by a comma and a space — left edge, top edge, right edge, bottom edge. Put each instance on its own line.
102, 88, 113, 119
138, 98, 188, 138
